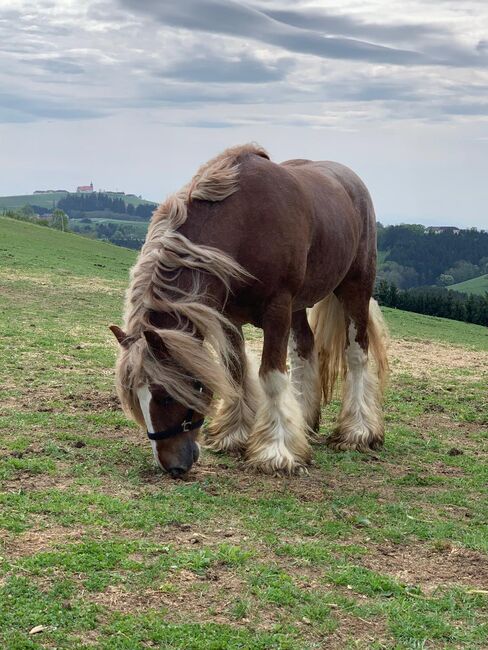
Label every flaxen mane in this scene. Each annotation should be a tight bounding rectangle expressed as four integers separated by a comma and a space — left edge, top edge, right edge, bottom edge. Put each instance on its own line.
114, 144, 269, 424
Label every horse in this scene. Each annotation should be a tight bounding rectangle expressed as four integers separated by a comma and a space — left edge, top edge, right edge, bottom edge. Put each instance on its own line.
110, 143, 388, 478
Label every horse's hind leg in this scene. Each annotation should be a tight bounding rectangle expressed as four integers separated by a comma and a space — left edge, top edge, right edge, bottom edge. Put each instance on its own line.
329, 287, 387, 451
246, 294, 311, 474
206, 326, 261, 454
289, 310, 322, 433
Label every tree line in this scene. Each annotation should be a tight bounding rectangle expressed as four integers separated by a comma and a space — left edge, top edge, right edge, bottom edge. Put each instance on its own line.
58, 192, 156, 219
375, 280, 488, 326
70, 219, 145, 250
2, 206, 68, 231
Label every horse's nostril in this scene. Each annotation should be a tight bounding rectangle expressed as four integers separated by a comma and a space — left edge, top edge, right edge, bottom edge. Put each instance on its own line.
168, 466, 187, 479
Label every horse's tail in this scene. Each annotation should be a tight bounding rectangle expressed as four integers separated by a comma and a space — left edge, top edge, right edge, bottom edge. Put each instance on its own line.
308, 294, 389, 404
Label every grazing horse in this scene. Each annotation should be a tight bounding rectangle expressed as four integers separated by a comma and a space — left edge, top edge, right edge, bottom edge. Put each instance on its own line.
110, 144, 388, 478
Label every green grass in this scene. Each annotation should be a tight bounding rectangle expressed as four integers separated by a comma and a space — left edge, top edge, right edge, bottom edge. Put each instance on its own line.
1, 216, 487, 649
449, 274, 488, 296
0, 192, 68, 209
0, 191, 155, 211
382, 306, 488, 350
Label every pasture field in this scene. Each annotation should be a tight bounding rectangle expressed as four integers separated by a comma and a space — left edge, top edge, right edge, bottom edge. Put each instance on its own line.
0, 193, 68, 210
1, 216, 487, 649
449, 275, 488, 297
0, 192, 155, 211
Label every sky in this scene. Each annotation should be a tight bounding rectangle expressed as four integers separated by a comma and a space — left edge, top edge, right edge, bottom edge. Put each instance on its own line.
0, 0, 487, 229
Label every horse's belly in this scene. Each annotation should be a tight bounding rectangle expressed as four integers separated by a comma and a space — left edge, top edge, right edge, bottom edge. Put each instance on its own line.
293, 228, 360, 310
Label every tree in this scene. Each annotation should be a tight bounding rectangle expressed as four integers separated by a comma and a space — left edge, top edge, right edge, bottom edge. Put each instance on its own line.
438, 274, 454, 286
20, 204, 35, 218
51, 209, 68, 231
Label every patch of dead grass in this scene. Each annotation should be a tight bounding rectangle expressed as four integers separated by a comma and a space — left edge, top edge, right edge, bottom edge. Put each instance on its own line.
362, 541, 488, 592
389, 338, 488, 381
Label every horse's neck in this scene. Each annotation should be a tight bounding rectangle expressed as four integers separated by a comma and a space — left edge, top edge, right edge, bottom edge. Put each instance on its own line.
148, 270, 227, 332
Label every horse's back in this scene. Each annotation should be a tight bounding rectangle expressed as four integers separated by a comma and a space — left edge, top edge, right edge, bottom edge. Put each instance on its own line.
184, 151, 377, 312
281, 158, 375, 226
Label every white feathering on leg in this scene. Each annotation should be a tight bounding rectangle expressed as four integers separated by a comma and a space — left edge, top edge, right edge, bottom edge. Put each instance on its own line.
206, 352, 262, 452
246, 370, 311, 474
288, 333, 322, 431
331, 322, 384, 450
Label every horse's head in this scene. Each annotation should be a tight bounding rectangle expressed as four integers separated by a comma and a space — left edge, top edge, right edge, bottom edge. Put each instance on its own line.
110, 325, 208, 479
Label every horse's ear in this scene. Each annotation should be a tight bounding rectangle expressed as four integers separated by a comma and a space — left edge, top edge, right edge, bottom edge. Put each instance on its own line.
143, 330, 167, 359
109, 325, 130, 348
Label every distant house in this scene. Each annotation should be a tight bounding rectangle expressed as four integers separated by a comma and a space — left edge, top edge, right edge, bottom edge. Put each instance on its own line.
77, 182, 94, 193
426, 226, 461, 235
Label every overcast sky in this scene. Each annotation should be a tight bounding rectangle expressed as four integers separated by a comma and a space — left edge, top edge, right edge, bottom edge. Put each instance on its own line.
1, 0, 487, 228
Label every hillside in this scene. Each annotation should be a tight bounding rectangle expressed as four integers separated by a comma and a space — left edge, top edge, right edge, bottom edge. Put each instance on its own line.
377, 224, 488, 289
0, 190, 155, 211
1, 217, 487, 649
0, 192, 67, 209
449, 274, 488, 296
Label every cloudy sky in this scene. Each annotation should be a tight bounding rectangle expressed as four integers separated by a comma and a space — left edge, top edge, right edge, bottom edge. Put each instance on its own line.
1, 0, 487, 228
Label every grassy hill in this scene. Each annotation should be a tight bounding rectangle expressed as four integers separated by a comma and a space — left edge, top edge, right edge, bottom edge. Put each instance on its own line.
1, 216, 487, 649
0, 192, 68, 209
449, 274, 488, 296
0, 191, 155, 211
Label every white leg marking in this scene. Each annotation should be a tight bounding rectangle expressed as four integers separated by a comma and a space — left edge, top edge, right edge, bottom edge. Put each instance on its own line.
288, 333, 321, 431
137, 385, 164, 469
206, 352, 262, 453
333, 322, 383, 449
246, 370, 311, 474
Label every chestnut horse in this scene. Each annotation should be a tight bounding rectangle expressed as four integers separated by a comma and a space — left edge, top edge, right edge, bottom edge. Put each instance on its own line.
110, 144, 388, 478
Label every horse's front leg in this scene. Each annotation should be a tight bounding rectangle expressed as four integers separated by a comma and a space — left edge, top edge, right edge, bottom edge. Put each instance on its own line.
206, 326, 262, 454
246, 294, 312, 475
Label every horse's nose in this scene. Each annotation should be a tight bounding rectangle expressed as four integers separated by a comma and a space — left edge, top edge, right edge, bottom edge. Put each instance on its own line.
168, 466, 189, 479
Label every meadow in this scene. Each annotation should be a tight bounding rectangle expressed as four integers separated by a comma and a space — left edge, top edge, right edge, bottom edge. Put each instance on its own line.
449, 275, 488, 297
0, 216, 487, 649
0, 192, 153, 212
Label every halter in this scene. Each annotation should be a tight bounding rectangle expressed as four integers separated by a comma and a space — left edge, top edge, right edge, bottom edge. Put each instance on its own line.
146, 381, 205, 441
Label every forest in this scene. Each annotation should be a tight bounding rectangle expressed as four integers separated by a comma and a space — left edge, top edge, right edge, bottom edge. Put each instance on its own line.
375, 280, 488, 326
377, 224, 488, 288
58, 192, 156, 219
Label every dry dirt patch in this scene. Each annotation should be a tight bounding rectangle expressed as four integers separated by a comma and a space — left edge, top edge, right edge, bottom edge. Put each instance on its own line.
363, 542, 488, 592
389, 338, 488, 380
0, 524, 86, 560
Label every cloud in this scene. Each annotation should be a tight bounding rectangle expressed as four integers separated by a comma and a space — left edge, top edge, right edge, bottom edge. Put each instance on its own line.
261, 6, 448, 43
118, 0, 430, 65
0, 91, 105, 123
156, 52, 292, 84
20, 57, 85, 75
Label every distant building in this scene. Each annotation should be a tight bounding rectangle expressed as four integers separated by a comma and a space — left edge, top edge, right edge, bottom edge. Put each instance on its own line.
77, 182, 94, 193
426, 226, 461, 235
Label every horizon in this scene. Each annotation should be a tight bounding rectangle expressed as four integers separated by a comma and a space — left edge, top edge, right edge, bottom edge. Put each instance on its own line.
2, 182, 485, 231
1, 1, 487, 230
1, 184, 485, 232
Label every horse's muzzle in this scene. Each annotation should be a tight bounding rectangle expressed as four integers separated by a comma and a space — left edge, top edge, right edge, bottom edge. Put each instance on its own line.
166, 441, 200, 479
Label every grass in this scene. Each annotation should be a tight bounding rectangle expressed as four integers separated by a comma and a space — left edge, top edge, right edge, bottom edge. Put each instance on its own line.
449, 274, 488, 296
1, 215, 487, 649
382, 306, 488, 351
0, 192, 68, 209
0, 192, 155, 211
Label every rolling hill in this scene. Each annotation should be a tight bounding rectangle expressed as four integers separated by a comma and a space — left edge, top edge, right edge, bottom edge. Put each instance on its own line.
0, 191, 67, 210
0, 190, 155, 211
1, 216, 487, 649
449, 274, 488, 295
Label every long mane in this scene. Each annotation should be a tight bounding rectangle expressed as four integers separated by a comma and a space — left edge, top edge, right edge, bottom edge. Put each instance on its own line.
114, 143, 269, 423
